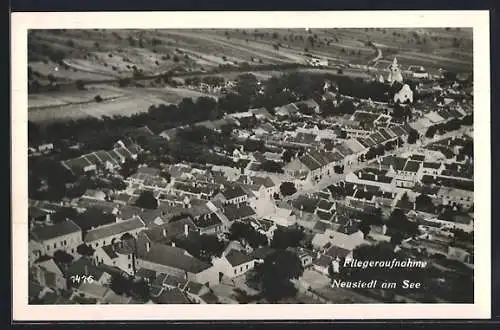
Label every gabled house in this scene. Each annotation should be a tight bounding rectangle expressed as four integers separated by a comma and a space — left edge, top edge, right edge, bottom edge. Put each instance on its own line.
222, 204, 257, 222
213, 185, 248, 205
94, 241, 136, 276
31, 258, 67, 291
192, 212, 224, 235
213, 249, 256, 279
394, 160, 421, 188
135, 237, 218, 287
84, 216, 145, 249
30, 220, 83, 259
274, 103, 300, 118
67, 257, 113, 286
311, 229, 365, 252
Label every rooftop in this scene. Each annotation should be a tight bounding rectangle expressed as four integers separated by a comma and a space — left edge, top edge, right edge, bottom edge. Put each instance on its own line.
31, 220, 82, 242
138, 243, 212, 274
84, 217, 144, 243
225, 249, 255, 267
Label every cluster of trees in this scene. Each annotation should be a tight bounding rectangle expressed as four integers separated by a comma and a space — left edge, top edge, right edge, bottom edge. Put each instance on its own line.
227, 221, 268, 249
168, 139, 235, 168
135, 191, 158, 210
173, 232, 226, 262
28, 32, 69, 63
451, 228, 473, 244
319, 99, 356, 117
364, 144, 386, 160
415, 194, 436, 213
407, 128, 420, 144
425, 114, 473, 139
258, 160, 284, 173
387, 208, 420, 242
358, 205, 419, 244
184, 75, 225, 87
248, 249, 304, 303
28, 157, 79, 201
270, 226, 306, 250
110, 273, 150, 302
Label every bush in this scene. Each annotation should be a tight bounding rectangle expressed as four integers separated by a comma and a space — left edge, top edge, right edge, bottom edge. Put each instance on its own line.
94, 95, 103, 102
280, 182, 297, 196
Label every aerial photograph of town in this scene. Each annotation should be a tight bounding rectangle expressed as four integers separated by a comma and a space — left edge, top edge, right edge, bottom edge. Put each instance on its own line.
27, 27, 474, 305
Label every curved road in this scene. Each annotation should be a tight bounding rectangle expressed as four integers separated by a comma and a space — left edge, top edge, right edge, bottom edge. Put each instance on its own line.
368, 42, 383, 66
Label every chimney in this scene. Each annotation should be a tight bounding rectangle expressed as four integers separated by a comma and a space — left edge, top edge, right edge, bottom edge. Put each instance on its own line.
146, 241, 151, 253
184, 224, 189, 237
162, 227, 167, 237
382, 224, 387, 235
413, 202, 416, 211
375, 174, 379, 181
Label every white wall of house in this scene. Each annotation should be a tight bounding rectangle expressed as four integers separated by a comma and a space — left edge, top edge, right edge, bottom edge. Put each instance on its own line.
425, 217, 473, 233
86, 227, 143, 250
188, 266, 219, 287
94, 248, 135, 275
213, 257, 256, 279
37, 231, 83, 257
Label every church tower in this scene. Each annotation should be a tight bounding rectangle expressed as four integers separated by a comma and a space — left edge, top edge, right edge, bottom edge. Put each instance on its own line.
387, 56, 404, 85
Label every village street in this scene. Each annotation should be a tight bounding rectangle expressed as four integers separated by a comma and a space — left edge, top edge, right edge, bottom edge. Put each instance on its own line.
282, 125, 471, 202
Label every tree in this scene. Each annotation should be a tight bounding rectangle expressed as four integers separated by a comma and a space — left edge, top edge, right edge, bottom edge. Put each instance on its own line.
130, 278, 150, 301
337, 100, 355, 115
109, 177, 127, 191
407, 129, 419, 144
76, 243, 95, 257
160, 170, 171, 183
76, 80, 86, 90
135, 190, 158, 209
359, 222, 371, 237
110, 273, 132, 295
425, 126, 437, 139
53, 250, 74, 265
174, 232, 225, 262
282, 149, 295, 163
94, 95, 103, 103
415, 194, 435, 213
387, 208, 419, 238
390, 231, 404, 246
271, 226, 305, 249
279, 182, 297, 196
252, 249, 304, 302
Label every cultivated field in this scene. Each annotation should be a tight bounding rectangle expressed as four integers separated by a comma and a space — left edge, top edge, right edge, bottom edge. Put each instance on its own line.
28, 84, 217, 123
28, 28, 472, 122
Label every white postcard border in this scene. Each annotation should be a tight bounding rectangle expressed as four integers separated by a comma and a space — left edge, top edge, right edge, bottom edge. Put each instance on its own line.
11, 10, 491, 320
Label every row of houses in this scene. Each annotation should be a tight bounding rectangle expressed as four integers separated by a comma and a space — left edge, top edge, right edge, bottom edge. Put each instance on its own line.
61, 140, 141, 175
